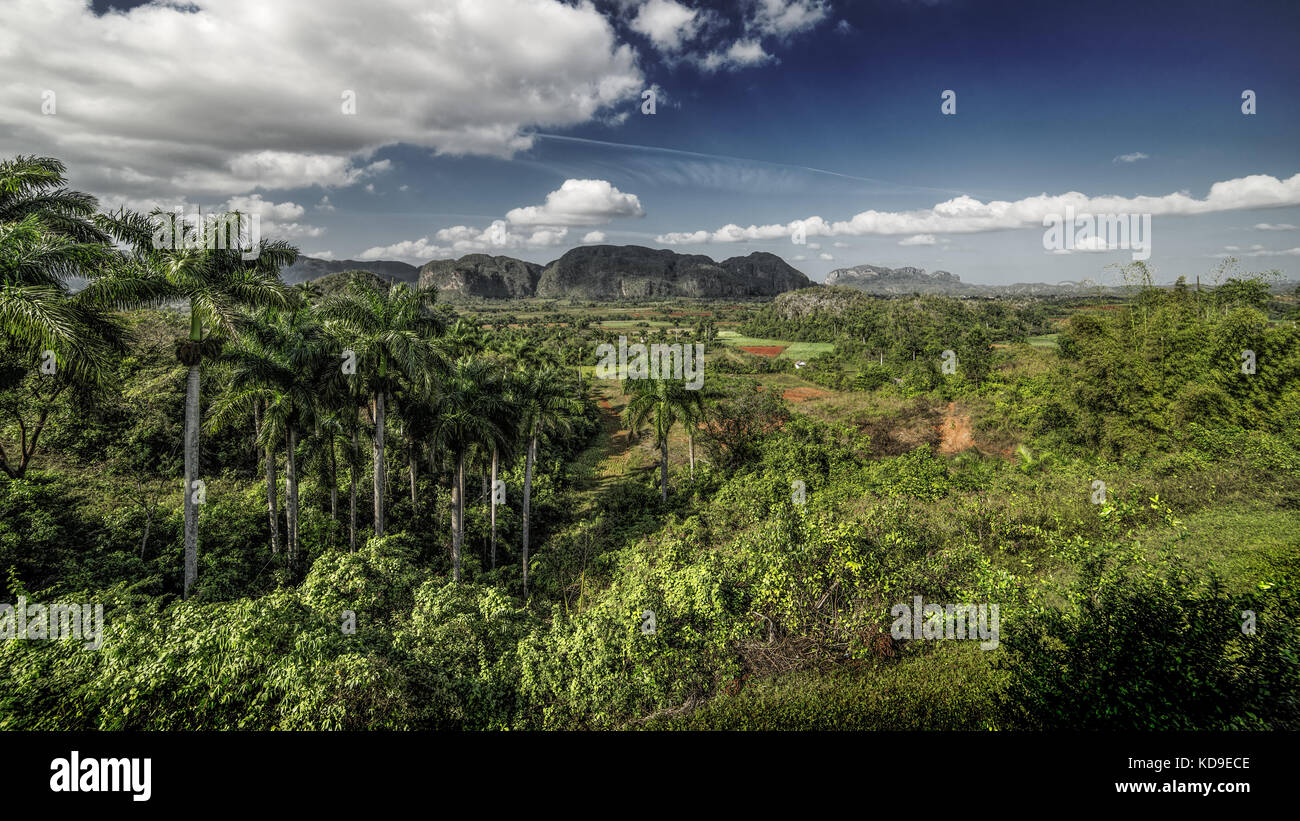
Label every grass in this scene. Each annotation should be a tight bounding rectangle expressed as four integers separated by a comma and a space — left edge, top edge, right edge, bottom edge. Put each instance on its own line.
1142, 503, 1300, 594
1027, 333, 1060, 348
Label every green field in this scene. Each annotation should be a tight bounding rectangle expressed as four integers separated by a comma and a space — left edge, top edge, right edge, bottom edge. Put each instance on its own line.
715, 330, 835, 360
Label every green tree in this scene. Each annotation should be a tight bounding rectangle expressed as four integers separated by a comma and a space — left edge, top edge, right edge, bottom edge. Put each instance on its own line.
102, 207, 293, 598
514, 365, 582, 595
431, 358, 512, 583
321, 278, 444, 540
623, 377, 702, 500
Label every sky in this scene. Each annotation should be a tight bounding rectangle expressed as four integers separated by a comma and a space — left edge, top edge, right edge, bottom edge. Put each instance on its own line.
3, 0, 1299, 285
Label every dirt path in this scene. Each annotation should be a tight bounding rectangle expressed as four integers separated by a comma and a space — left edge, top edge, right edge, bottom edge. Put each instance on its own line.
566, 381, 651, 516
938, 401, 974, 454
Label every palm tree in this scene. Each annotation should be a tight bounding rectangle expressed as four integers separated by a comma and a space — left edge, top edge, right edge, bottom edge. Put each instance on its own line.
208, 303, 332, 565
102, 207, 292, 598
0, 155, 109, 244
430, 357, 511, 583
623, 377, 700, 501
677, 385, 710, 479
205, 345, 283, 557
320, 277, 444, 540
0, 216, 134, 477
487, 363, 521, 570
0, 155, 165, 479
514, 365, 582, 595
392, 387, 436, 517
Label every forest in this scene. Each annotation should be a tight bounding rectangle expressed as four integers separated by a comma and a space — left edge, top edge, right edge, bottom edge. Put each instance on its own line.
1, 155, 1298, 730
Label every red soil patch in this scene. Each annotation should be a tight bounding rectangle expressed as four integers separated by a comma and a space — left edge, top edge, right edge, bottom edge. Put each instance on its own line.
937, 401, 975, 454
783, 387, 831, 402
740, 345, 786, 357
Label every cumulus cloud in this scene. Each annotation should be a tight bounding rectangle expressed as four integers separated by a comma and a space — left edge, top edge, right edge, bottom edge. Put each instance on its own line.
630, 0, 702, 51
224, 194, 325, 239
582, 230, 607, 243
0, 0, 642, 200
655, 172, 1300, 244
1113, 152, 1150, 164
360, 219, 570, 263
698, 39, 772, 71
748, 0, 829, 38
505, 179, 644, 226
1255, 223, 1298, 230
818, 252, 833, 260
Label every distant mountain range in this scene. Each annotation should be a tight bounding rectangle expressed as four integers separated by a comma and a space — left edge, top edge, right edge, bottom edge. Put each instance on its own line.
286, 253, 1291, 302
280, 256, 419, 286
284, 245, 811, 300
823, 264, 1117, 296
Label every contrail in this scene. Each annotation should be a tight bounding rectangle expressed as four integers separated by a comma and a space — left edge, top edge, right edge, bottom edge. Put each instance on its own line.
528, 133, 975, 197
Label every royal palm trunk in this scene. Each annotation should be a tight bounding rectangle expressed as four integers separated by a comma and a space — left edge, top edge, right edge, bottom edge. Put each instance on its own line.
660, 439, 668, 501
349, 424, 358, 552
522, 435, 536, 595
452, 452, 464, 583
286, 426, 299, 565
183, 363, 200, 598
263, 402, 278, 555
372, 391, 385, 538
489, 447, 499, 570
328, 436, 338, 538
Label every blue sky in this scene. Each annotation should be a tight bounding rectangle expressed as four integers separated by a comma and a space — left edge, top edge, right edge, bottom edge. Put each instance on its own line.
5, 0, 1299, 284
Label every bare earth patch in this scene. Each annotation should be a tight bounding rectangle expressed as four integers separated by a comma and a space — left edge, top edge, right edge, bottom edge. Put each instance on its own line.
740, 345, 787, 357
938, 401, 975, 454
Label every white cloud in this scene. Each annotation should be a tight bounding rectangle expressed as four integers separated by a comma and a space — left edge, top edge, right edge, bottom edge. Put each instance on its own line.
748, 0, 829, 38
505, 179, 644, 226
656, 172, 1300, 244
582, 230, 607, 243
630, 0, 701, 51
315, 196, 336, 212
304, 250, 336, 260
358, 238, 448, 263
224, 194, 325, 239
362, 219, 570, 262
698, 39, 772, 72
1113, 152, 1150, 164
818, 252, 833, 260
898, 234, 937, 246
1255, 223, 1298, 230
0, 0, 642, 200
